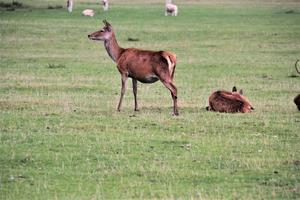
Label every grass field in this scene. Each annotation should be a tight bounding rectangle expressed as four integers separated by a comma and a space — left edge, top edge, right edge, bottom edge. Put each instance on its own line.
0, 0, 300, 199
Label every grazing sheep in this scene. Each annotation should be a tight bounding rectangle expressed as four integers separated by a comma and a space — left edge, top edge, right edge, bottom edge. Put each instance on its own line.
102, 0, 109, 11
82, 9, 95, 17
67, 0, 73, 13
165, 0, 178, 16
207, 86, 254, 113
294, 94, 300, 110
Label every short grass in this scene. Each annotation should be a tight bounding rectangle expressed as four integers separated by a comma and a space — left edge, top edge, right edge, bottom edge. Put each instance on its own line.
0, 0, 300, 199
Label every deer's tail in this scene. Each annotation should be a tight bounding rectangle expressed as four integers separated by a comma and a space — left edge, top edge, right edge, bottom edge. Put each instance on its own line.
162, 51, 177, 80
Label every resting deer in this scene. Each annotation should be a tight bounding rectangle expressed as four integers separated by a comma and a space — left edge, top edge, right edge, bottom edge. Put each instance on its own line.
293, 60, 300, 111
88, 20, 179, 115
294, 94, 300, 111
207, 86, 254, 113
82, 9, 95, 17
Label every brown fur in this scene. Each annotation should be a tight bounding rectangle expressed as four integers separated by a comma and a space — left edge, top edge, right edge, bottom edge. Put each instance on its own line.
88, 20, 178, 115
294, 94, 300, 110
207, 87, 254, 113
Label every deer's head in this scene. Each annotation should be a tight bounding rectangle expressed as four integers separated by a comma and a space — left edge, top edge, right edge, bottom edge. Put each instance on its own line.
88, 20, 113, 41
232, 86, 254, 112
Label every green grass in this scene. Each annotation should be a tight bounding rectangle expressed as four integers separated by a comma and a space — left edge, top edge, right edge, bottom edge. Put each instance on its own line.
0, 0, 300, 199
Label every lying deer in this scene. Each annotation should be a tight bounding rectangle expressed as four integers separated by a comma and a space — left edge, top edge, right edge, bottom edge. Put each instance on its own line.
88, 20, 179, 115
294, 94, 300, 111
207, 86, 254, 113
293, 60, 300, 111
165, 0, 178, 16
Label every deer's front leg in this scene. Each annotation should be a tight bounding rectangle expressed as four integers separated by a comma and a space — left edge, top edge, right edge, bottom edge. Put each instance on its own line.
132, 78, 139, 111
117, 74, 128, 112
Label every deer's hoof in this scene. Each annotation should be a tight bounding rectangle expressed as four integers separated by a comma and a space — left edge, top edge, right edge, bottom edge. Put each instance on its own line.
172, 111, 179, 116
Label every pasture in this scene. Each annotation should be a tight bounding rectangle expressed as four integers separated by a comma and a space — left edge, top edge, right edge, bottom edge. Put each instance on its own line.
0, 0, 299, 199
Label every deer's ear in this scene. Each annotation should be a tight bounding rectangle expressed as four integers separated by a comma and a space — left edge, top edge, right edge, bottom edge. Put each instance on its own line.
232, 86, 237, 92
103, 20, 111, 27
239, 89, 243, 95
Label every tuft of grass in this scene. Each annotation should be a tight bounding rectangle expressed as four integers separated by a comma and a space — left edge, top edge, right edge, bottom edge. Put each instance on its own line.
47, 63, 66, 69
47, 5, 63, 10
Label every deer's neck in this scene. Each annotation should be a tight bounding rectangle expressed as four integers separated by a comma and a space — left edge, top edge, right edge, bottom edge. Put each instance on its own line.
104, 33, 123, 63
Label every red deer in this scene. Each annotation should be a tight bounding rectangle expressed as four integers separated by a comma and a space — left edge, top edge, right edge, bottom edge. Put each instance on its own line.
207, 86, 254, 113
88, 20, 179, 115
294, 94, 300, 111
165, 0, 178, 16
293, 60, 300, 111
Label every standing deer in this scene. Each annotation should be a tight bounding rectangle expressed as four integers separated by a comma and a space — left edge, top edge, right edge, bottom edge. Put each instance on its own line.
88, 20, 179, 115
207, 86, 254, 113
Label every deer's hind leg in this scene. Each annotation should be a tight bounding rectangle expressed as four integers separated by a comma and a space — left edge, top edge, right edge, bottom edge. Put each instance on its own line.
157, 71, 179, 116
132, 78, 139, 111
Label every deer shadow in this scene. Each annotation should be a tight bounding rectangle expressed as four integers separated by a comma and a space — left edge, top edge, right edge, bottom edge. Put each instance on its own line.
128, 106, 207, 115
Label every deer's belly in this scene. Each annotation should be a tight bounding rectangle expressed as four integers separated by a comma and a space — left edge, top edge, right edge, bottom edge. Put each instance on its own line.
130, 74, 159, 83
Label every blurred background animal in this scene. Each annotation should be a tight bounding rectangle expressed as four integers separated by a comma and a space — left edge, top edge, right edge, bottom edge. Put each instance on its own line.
82, 9, 95, 17
67, 0, 73, 13
102, 0, 109, 11
165, 0, 178, 16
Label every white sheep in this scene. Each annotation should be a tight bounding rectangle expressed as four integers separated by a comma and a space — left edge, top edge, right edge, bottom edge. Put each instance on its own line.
67, 0, 73, 13
102, 0, 109, 11
165, 0, 178, 16
82, 9, 95, 17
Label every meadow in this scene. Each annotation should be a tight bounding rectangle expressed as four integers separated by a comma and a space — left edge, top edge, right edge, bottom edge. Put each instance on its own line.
0, 0, 300, 199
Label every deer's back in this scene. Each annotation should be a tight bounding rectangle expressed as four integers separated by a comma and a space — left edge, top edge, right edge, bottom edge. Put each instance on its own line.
209, 91, 252, 113
117, 48, 172, 83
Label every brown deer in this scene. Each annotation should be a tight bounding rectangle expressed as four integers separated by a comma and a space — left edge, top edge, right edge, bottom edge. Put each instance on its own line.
88, 20, 179, 115
294, 94, 300, 111
206, 86, 254, 113
293, 60, 300, 111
